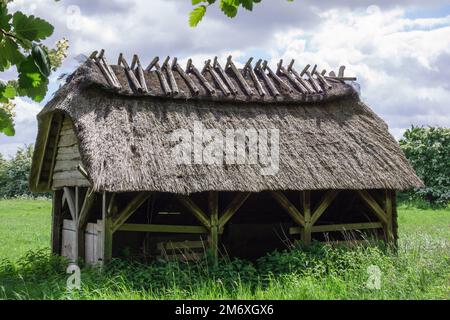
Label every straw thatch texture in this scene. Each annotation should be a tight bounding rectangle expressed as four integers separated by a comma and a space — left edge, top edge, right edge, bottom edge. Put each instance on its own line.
29, 60, 423, 193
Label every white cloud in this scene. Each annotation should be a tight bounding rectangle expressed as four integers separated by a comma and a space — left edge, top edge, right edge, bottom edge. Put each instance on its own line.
2, 1, 450, 156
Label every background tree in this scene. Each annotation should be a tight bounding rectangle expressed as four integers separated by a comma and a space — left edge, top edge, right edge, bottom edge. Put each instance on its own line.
189, 0, 294, 27
0, 0, 68, 136
399, 126, 449, 206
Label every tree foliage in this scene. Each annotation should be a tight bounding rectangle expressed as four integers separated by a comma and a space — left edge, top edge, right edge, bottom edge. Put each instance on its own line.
0, 0, 68, 137
0, 145, 49, 198
189, 0, 294, 27
399, 126, 449, 205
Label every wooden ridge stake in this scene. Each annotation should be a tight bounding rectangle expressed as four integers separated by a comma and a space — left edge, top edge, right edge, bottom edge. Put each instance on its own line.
172, 57, 200, 95
186, 59, 216, 95
162, 56, 179, 95
262, 60, 293, 93
244, 57, 266, 96
226, 55, 254, 96
255, 59, 279, 97
213, 57, 238, 95
146, 56, 172, 95
93, 50, 121, 90
203, 59, 230, 96
287, 60, 315, 93
277, 59, 308, 94
301, 64, 322, 93
131, 54, 148, 93
118, 53, 143, 93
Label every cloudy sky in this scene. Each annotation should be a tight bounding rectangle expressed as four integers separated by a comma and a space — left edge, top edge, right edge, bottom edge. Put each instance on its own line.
1, 0, 449, 157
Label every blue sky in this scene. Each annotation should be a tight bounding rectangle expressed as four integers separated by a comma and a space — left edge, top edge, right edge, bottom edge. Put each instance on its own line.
1, 0, 450, 157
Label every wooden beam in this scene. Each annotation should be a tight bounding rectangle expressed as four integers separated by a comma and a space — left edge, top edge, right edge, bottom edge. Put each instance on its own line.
302, 191, 312, 244
63, 187, 76, 221
385, 190, 394, 243
176, 195, 211, 228
47, 114, 63, 189
76, 188, 96, 260
112, 192, 151, 232
219, 192, 250, 229
118, 224, 208, 234
213, 56, 238, 94
290, 222, 383, 234
270, 191, 305, 227
310, 190, 340, 225
357, 190, 388, 225
226, 55, 254, 96
101, 192, 113, 265
51, 190, 63, 255
209, 191, 219, 263
36, 113, 54, 188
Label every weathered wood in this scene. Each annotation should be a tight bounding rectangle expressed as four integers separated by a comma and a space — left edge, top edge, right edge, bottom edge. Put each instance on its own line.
112, 192, 152, 232
289, 222, 383, 234
132, 55, 149, 93
53, 178, 90, 188
226, 55, 254, 96
147, 56, 171, 95
57, 145, 79, 155
203, 59, 230, 96
118, 53, 143, 93
101, 55, 121, 89
302, 191, 312, 244
172, 58, 200, 95
314, 69, 332, 89
118, 223, 208, 234
187, 59, 215, 95
53, 171, 86, 181
176, 195, 211, 228
36, 113, 54, 188
76, 189, 96, 260
162, 56, 179, 95
101, 192, 113, 264
213, 56, 238, 94
157, 240, 205, 251
270, 191, 305, 227
58, 134, 78, 147
277, 59, 308, 94
357, 190, 388, 225
244, 57, 266, 96
51, 190, 63, 255
255, 59, 280, 96
53, 160, 79, 172
310, 190, 340, 225
63, 187, 76, 221
56, 152, 80, 161
47, 114, 64, 189
262, 60, 293, 93
385, 189, 394, 243
219, 192, 250, 229
209, 191, 219, 262
287, 60, 315, 93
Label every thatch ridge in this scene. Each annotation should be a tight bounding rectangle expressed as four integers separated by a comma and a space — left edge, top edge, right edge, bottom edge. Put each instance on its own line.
29, 60, 424, 193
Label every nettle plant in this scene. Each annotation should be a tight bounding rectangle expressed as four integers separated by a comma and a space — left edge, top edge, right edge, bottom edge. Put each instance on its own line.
0, 0, 68, 136
189, 0, 294, 27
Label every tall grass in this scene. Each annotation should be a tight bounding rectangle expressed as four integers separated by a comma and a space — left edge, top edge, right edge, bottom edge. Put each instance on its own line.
0, 234, 448, 300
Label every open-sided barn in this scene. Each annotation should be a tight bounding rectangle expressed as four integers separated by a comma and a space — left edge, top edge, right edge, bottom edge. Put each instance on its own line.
29, 51, 423, 265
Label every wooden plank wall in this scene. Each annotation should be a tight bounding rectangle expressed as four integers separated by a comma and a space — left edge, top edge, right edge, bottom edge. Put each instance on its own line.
52, 117, 89, 188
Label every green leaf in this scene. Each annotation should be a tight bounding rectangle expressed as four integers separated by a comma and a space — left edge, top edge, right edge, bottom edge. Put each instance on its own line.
12, 11, 54, 42
0, 3, 12, 32
220, 0, 239, 18
17, 55, 48, 102
0, 38, 25, 70
189, 5, 207, 27
32, 44, 51, 77
0, 107, 15, 136
192, 0, 205, 4
240, 0, 253, 11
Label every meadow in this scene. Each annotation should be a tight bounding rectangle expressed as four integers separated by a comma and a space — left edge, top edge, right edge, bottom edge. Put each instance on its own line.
0, 198, 448, 300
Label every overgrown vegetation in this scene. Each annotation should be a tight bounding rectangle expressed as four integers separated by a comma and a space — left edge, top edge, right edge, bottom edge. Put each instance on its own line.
0, 200, 448, 300
399, 126, 449, 206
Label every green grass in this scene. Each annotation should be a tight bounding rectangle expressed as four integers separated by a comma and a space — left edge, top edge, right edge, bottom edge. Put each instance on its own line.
0, 199, 449, 300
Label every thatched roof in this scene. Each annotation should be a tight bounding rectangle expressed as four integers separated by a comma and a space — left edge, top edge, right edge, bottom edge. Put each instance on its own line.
29, 52, 423, 193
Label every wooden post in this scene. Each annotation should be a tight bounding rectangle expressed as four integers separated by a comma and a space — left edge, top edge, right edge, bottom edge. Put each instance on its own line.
209, 191, 219, 264
384, 189, 394, 245
101, 192, 113, 265
302, 191, 312, 245
51, 190, 63, 255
